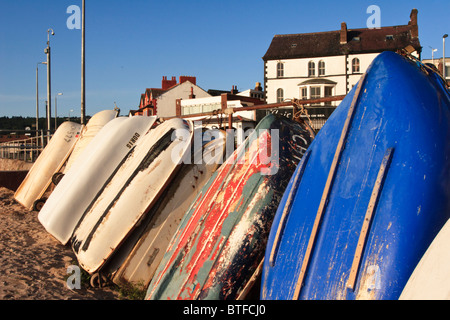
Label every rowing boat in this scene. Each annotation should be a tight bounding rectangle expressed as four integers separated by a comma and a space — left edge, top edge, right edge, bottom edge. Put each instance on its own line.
71, 118, 193, 274
38, 116, 156, 244
261, 52, 450, 300
146, 114, 314, 300
14, 121, 82, 210
109, 132, 226, 288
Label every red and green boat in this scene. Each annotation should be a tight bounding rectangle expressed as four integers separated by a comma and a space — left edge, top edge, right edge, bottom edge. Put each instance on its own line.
145, 113, 314, 300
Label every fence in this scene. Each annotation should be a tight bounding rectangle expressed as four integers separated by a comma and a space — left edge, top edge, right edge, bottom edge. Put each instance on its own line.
0, 130, 48, 163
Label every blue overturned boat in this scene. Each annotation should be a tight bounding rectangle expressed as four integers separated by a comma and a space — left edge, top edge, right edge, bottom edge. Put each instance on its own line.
261, 51, 450, 300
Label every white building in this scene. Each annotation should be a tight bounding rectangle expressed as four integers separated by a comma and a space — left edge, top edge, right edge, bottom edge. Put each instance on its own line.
262, 9, 421, 128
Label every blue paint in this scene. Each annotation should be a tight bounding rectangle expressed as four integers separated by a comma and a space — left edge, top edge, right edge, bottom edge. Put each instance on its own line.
261, 52, 450, 300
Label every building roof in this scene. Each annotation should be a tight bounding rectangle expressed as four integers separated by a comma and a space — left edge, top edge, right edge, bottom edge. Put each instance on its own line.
263, 10, 421, 61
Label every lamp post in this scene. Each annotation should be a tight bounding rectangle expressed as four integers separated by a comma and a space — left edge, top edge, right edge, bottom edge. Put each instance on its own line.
45, 28, 55, 143
429, 47, 437, 64
443, 34, 448, 81
55, 92, 63, 129
81, 0, 86, 125
36, 62, 46, 135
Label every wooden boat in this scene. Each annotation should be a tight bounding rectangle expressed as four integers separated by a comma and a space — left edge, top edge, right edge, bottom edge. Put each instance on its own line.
146, 113, 314, 300
399, 218, 450, 299
59, 109, 119, 177
38, 116, 157, 245
71, 118, 194, 274
108, 132, 226, 288
14, 121, 82, 210
261, 51, 450, 300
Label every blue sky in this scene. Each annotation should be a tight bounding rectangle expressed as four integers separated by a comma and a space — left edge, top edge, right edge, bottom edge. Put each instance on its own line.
0, 0, 449, 118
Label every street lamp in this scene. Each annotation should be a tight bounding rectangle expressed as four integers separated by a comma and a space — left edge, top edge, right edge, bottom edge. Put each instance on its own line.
429, 46, 438, 64
55, 92, 63, 129
45, 28, 55, 142
443, 34, 448, 81
36, 62, 46, 135
68, 109, 74, 121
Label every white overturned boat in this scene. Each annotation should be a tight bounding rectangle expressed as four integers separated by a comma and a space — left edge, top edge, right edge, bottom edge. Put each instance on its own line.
14, 121, 82, 210
71, 118, 193, 274
110, 133, 226, 287
60, 109, 119, 177
38, 116, 157, 244
400, 219, 450, 300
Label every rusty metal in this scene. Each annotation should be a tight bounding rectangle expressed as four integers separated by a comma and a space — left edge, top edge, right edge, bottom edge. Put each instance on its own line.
162, 95, 346, 120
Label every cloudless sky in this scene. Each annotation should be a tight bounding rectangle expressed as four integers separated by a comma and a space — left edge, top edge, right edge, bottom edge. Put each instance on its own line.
0, 0, 449, 118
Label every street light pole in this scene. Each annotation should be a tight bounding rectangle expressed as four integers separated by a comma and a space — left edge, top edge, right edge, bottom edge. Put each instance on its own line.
35, 62, 46, 135
55, 92, 63, 129
45, 28, 55, 143
81, 0, 86, 125
443, 34, 448, 81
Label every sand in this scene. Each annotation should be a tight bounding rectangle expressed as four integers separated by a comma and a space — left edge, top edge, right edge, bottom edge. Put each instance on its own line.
0, 187, 120, 300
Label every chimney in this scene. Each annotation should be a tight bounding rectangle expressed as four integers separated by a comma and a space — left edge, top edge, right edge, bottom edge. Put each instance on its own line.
161, 76, 177, 90
189, 87, 196, 99
255, 82, 262, 91
231, 85, 238, 94
408, 8, 419, 40
340, 22, 347, 44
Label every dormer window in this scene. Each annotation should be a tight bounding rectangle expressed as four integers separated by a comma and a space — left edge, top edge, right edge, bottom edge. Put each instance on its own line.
385, 35, 394, 40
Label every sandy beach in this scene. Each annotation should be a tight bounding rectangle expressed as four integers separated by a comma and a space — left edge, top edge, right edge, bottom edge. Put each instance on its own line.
0, 187, 120, 300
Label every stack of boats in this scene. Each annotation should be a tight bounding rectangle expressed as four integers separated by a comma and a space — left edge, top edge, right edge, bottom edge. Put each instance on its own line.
14, 51, 450, 300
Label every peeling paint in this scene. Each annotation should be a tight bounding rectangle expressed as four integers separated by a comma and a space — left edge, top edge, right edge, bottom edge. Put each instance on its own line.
146, 114, 313, 300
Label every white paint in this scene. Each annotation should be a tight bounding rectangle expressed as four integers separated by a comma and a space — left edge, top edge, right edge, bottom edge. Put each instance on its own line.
400, 219, 450, 300
38, 116, 156, 244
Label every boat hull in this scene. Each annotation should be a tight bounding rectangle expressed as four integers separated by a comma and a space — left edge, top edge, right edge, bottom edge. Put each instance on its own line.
400, 218, 450, 300
146, 114, 314, 300
38, 116, 156, 244
71, 118, 193, 274
14, 121, 82, 210
110, 133, 226, 287
261, 52, 450, 300
62, 109, 118, 173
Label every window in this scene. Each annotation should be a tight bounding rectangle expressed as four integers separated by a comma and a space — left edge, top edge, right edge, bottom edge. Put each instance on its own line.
276, 88, 284, 103
324, 87, 333, 105
308, 61, 315, 77
301, 87, 307, 99
277, 62, 284, 78
318, 60, 325, 76
310, 87, 321, 99
352, 58, 360, 73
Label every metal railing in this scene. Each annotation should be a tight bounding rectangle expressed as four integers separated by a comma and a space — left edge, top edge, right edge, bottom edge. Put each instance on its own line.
0, 130, 48, 163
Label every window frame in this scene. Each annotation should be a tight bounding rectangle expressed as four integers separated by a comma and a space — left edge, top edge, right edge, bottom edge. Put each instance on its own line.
276, 88, 284, 103
352, 57, 360, 73
318, 60, 325, 76
277, 62, 284, 78
308, 61, 316, 77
